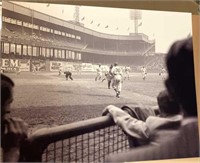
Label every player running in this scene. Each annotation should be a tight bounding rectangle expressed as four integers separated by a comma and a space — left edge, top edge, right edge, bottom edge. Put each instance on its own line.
102, 64, 114, 89
95, 64, 103, 81
141, 66, 147, 80
159, 66, 166, 79
124, 66, 131, 80
32, 64, 37, 74
111, 63, 123, 98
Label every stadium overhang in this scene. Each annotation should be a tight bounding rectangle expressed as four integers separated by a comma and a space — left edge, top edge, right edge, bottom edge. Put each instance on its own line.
10, 0, 199, 15
2, 1, 155, 44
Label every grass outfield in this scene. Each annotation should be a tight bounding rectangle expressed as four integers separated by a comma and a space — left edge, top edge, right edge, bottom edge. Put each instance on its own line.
5, 71, 166, 134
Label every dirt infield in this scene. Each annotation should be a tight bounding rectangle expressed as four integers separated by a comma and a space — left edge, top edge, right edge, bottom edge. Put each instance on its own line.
5, 72, 165, 134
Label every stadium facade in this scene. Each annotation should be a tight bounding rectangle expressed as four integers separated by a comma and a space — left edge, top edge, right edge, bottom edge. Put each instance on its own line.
1, 1, 158, 73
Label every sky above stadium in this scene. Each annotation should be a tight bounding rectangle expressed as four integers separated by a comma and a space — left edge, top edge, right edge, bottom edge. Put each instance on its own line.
11, 1, 192, 54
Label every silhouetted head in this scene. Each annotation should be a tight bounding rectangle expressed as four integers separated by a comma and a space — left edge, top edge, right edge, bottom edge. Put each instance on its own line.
165, 37, 197, 116
157, 90, 180, 116
1, 74, 14, 120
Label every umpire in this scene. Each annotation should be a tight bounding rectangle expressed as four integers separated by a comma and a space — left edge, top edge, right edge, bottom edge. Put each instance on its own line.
64, 71, 73, 80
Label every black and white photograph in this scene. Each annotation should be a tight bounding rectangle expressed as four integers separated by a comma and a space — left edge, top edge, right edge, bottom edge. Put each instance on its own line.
1, 0, 199, 162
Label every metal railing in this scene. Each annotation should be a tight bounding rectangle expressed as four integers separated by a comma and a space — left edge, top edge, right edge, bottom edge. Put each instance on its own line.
22, 115, 130, 162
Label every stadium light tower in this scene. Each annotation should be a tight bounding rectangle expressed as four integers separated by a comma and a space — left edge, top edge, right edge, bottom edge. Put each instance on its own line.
74, 6, 80, 22
129, 10, 142, 34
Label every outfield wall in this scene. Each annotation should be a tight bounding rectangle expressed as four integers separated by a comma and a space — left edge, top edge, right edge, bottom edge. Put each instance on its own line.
0, 56, 163, 73
0, 58, 107, 73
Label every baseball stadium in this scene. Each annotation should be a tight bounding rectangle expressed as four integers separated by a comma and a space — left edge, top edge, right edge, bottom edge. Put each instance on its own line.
1, 1, 191, 162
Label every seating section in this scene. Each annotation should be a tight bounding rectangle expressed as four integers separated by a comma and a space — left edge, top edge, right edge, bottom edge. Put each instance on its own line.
2, 23, 86, 49
2, 22, 152, 56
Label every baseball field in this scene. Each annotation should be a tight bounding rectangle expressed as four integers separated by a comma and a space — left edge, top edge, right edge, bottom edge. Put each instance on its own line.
6, 71, 165, 135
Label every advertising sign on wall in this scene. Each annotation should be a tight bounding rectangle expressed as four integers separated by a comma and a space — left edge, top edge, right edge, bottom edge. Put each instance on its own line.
31, 60, 46, 71
0, 58, 31, 72
50, 61, 62, 71
81, 63, 95, 72
50, 61, 77, 72
73, 63, 82, 72
0, 58, 20, 72
93, 64, 109, 72
19, 59, 30, 71
62, 62, 75, 71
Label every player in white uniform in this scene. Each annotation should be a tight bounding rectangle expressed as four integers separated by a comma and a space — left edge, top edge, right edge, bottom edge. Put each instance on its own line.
32, 64, 37, 74
95, 64, 103, 81
141, 66, 147, 80
76, 64, 82, 75
58, 66, 62, 76
159, 67, 166, 79
111, 63, 123, 98
124, 66, 131, 80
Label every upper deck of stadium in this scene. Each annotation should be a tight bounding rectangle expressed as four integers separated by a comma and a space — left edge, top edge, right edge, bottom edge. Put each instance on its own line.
2, 1, 155, 57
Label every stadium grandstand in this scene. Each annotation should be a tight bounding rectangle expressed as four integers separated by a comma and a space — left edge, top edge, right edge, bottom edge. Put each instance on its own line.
1, 1, 163, 73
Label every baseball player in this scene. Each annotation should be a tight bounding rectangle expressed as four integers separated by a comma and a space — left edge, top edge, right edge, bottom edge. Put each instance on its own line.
124, 66, 131, 80
32, 64, 37, 74
64, 71, 73, 80
95, 64, 103, 81
58, 66, 62, 76
159, 66, 166, 79
102, 64, 114, 89
141, 66, 147, 80
111, 63, 123, 98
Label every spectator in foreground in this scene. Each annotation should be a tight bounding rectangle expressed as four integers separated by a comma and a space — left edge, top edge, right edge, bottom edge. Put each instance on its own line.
1, 74, 28, 162
103, 89, 182, 147
105, 37, 199, 161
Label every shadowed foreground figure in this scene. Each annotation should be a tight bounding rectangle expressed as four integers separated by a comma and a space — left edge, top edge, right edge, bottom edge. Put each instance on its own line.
1, 74, 28, 162
105, 37, 199, 162
103, 89, 182, 148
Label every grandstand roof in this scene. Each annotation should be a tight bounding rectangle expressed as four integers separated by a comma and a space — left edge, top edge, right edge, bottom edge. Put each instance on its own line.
2, 1, 154, 43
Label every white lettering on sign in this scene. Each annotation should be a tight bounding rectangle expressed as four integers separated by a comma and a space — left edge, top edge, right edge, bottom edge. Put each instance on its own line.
1, 59, 20, 67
